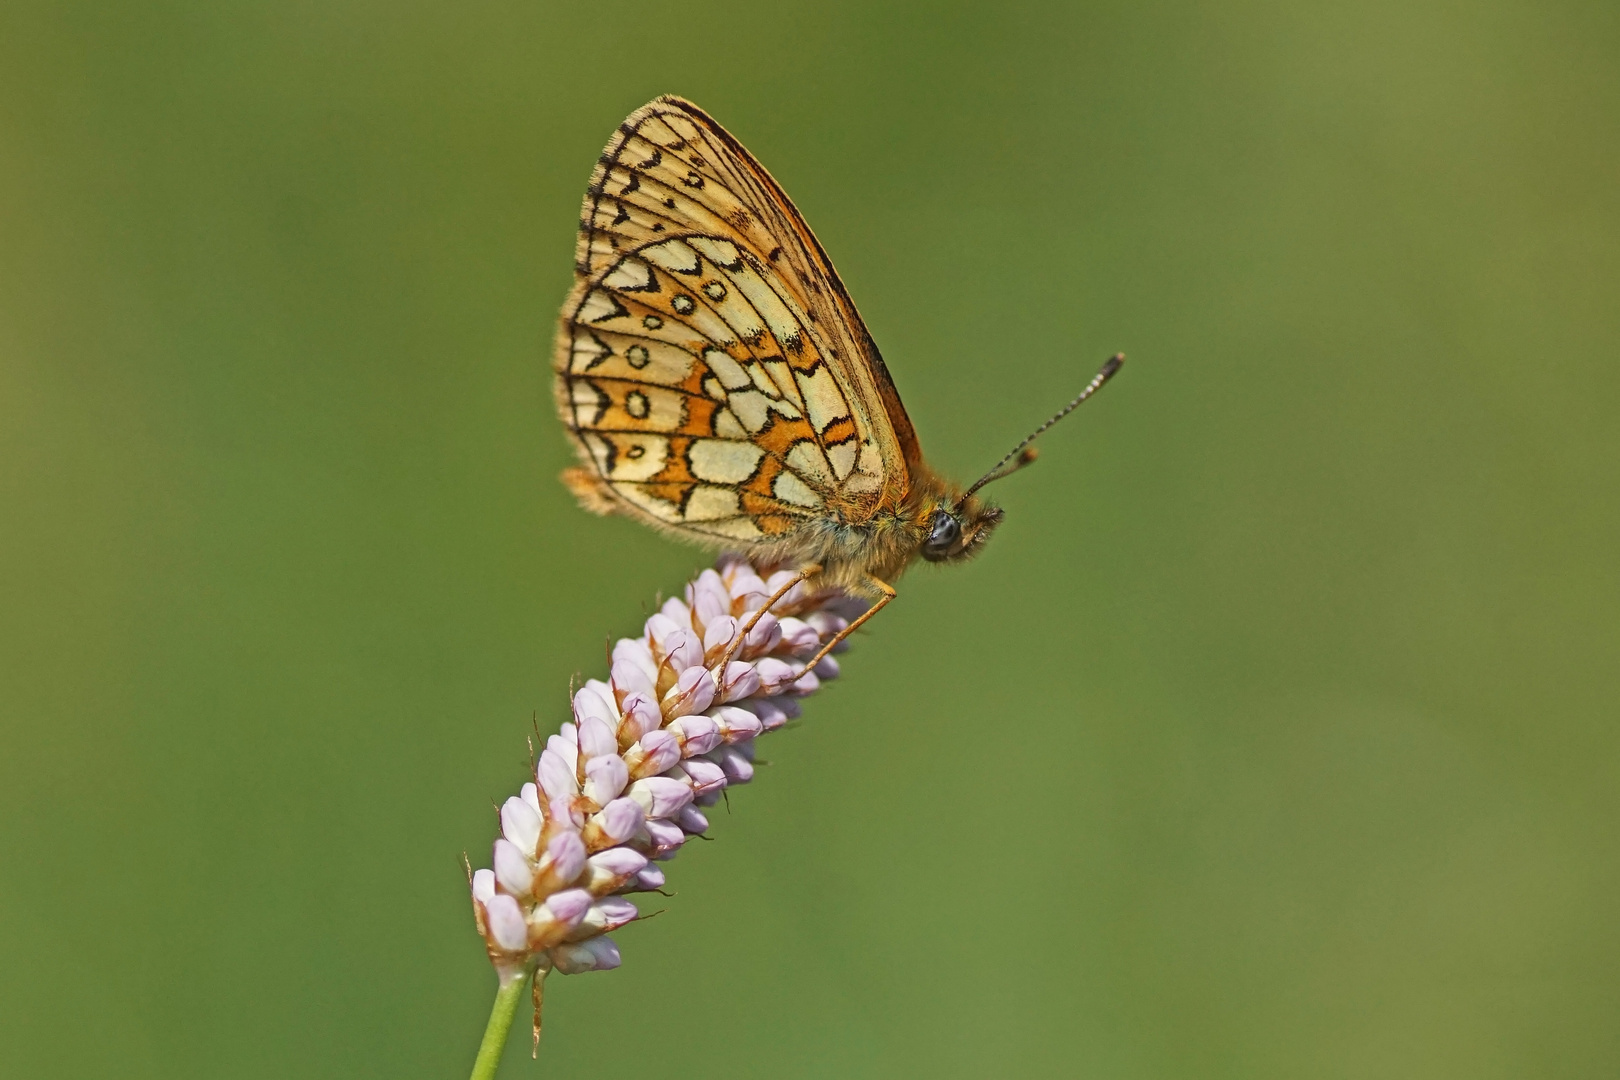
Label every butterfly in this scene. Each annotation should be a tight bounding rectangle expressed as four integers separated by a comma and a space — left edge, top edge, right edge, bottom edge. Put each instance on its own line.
553, 95, 1122, 666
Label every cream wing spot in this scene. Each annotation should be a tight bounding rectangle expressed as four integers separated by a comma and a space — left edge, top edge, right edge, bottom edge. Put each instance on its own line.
578, 289, 630, 324
688, 236, 744, 271
688, 439, 765, 483
827, 439, 858, 480
729, 391, 771, 433
796, 366, 851, 434
570, 380, 609, 427
772, 469, 823, 508
602, 256, 658, 293
604, 435, 669, 481
683, 485, 742, 521
698, 516, 766, 541
641, 239, 702, 276
746, 363, 780, 398
703, 347, 752, 390
616, 483, 683, 523
714, 408, 747, 439
569, 329, 612, 372
785, 440, 835, 489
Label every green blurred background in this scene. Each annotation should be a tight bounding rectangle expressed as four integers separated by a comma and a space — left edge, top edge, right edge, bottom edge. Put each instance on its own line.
3, 1, 1616, 1076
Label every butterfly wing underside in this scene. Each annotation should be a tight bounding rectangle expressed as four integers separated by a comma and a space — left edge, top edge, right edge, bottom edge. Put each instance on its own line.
553, 95, 919, 546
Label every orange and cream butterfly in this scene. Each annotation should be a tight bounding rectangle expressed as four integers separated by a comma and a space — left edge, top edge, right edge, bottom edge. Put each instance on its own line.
554, 96, 1122, 664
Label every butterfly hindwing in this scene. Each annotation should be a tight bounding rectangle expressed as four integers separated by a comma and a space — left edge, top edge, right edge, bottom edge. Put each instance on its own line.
555, 96, 918, 545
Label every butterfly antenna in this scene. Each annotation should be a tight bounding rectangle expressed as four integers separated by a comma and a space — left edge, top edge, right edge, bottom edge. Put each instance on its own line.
957, 353, 1124, 506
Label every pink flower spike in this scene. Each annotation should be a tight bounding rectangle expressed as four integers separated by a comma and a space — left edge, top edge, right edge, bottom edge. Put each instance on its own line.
483, 894, 528, 952
813, 655, 840, 679
582, 754, 629, 806
718, 661, 761, 702
551, 937, 621, 974
493, 838, 535, 897
470, 555, 863, 989
628, 776, 693, 819
501, 796, 543, 856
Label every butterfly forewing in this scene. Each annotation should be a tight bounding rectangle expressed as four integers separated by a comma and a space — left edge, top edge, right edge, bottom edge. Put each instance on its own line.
555, 96, 918, 545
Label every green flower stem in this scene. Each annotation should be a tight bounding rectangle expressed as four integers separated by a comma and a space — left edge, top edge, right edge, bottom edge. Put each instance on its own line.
469, 973, 529, 1080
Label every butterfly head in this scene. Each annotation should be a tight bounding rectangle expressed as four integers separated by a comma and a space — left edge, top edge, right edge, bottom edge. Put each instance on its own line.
919, 495, 1004, 564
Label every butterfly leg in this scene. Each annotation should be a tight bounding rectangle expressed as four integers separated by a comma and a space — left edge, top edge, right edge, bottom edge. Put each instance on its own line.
801, 575, 896, 674
716, 563, 823, 670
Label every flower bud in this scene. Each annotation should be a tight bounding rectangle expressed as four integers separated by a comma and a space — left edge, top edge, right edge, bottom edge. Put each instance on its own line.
743, 612, 783, 656
643, 817, 686, 857
753, 657, 798, 695
628, 776, 693, 819
624, 729, 682, 779
703, 614, 740, 662
676, 805, 709, 835
551, 937, 621, 974
500, 795, 542, 856
775, 616, 820, 655
577, 715, 618, 763
582, 753, 629, 806
669, 713, 720, 756
482, 893, 528, 952
717, 660, 761, 702
533, 829, 587, 895
617, 691, 662, 746
661, 665, 715, 718
581, 797, 644, 851
678, 758, 727, 797
718, 748, 755, 784
711, 706, 763, 743
537, 747, 579, 801
630, 865, 666, 892
493, 838, 535, 896
581, 848, 648, 895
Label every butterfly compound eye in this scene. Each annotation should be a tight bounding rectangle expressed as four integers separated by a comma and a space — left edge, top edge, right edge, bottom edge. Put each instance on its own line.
921, 511, 962, 562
